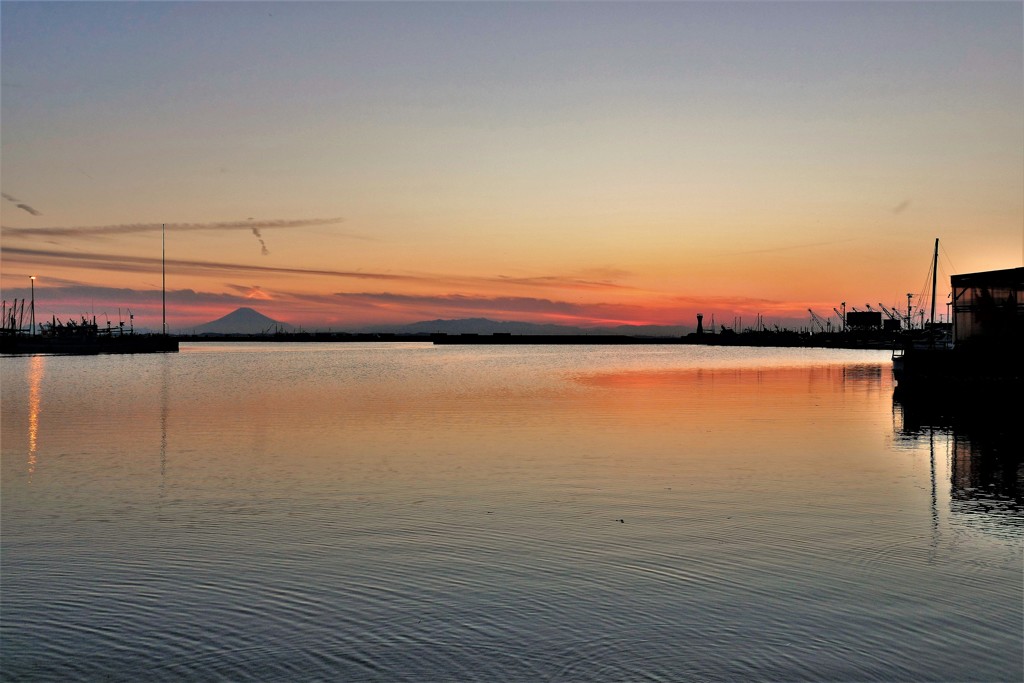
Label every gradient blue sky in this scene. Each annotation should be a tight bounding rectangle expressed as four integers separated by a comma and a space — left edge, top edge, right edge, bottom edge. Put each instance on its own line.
2, 1, 1022, 330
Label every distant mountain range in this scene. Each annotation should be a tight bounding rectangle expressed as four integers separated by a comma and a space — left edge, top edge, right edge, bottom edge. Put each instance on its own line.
187, 309, 692, 337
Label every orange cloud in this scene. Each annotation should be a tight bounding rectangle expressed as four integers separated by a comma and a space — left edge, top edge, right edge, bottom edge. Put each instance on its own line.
228, 284, 273, 300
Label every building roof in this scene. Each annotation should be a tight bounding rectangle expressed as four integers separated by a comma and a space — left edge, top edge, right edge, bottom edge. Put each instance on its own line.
951, 267, 1024, 289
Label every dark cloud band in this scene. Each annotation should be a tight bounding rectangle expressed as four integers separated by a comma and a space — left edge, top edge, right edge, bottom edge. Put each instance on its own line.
1, 246, 420, 282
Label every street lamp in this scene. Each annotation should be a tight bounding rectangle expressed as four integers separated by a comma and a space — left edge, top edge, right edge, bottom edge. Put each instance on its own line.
29, 276, 36, 336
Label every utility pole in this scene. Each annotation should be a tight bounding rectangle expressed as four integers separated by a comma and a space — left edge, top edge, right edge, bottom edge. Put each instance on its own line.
162, 223, 166, 335
929, 237, 938, 326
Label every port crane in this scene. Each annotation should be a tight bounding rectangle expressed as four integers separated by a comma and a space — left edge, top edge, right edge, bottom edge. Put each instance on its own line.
808, 309, 831, 333
833, 306, 847, 332
876, 303, 903, 331
877, 303, 901, 322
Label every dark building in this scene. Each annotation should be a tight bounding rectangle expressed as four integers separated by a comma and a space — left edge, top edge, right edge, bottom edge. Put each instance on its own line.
845, 311, 882, 330
951, 267, 1023, 349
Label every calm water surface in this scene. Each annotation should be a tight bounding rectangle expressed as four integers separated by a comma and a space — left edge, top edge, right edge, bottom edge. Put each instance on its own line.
2, 343, 1021, 682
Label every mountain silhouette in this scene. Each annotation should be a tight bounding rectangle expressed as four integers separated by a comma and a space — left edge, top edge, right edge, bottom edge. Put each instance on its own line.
190, 307, 293, 335
187, 313, 691, 336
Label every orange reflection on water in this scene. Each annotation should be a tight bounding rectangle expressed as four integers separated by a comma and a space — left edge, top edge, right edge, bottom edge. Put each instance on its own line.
572, 363, 887, 427
27, 354, 44, 477
557, 363, 888, 467
132, 348, 895, 499
574, 363, 882, 391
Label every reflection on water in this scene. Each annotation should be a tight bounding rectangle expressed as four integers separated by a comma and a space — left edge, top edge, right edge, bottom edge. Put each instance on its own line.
159, 355, 170, 498
893, 387, 1023, 533
2, 344, 1021, 682
26, 355, 44, 478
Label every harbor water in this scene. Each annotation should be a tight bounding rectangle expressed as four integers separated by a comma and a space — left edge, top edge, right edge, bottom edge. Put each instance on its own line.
2, 343, 1021, 681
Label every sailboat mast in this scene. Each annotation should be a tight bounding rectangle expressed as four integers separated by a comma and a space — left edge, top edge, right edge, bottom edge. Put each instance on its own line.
930, 237, 938, 325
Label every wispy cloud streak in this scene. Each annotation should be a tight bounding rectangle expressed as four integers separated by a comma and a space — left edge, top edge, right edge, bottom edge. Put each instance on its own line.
251, 227, 270, 256
2, 246, 633, 292
2, 246, 425, 282
1, 217, 345, 239
327, 291, 678, 326
494, 274, 634, 291
721, 237, 859, 255
2, 192, 42, 216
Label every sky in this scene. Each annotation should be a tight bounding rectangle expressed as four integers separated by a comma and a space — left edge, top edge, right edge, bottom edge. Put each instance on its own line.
2, 1, 1022, 332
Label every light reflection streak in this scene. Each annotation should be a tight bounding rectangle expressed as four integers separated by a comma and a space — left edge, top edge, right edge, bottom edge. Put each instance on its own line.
160, 355, 169, 500
27, 354, 44, 478
929, 426, 941, 561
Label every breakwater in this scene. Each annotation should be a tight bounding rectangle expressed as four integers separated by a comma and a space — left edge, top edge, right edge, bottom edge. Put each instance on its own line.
176, 330, 901, 350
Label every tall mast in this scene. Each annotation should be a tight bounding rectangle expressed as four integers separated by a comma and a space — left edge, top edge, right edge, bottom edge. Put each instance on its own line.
162, 223, 166, 335
930, 237, 938, 326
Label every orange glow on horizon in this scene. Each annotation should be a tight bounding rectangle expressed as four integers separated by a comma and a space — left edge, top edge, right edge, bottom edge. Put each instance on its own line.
2, 223, 1019, 331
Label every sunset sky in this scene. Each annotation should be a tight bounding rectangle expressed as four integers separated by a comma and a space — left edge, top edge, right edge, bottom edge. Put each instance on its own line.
2, 1, 1021, 332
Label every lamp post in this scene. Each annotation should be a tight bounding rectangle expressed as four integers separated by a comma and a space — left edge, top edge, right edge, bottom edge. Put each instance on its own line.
29, 276, 36, 336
